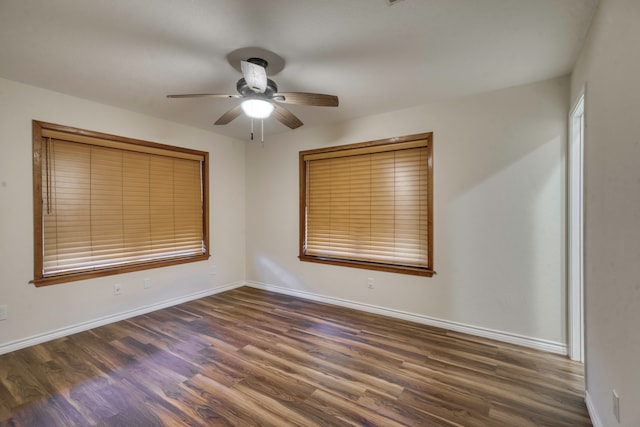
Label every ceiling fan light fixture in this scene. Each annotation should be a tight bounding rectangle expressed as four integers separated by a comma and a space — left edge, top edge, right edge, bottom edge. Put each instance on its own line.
241, 99, 274, 119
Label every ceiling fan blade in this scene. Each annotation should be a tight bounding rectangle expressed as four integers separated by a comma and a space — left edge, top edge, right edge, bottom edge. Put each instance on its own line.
273, 104, 303, 129
167, 93, 240, 99
241, 60, 267, 94
274, 92, 339, 107
214, 105, 243, 125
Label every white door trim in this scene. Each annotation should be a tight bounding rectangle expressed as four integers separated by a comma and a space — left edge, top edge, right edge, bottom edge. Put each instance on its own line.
568, 88, 585, 362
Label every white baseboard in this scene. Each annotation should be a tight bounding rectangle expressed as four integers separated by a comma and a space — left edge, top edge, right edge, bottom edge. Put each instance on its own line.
585, 391, 603, 427
0, 281, 244, 356
1, 280, 567, 357
246, 281, 568, 355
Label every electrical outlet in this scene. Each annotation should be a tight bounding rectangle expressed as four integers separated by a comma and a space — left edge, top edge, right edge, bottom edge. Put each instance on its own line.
613, 390, 620, 423
0, 304, 7, 321
210, 265, 217, 276
367, 278, 375, 289
143, 278, 151, 289
114, 284, 122, 296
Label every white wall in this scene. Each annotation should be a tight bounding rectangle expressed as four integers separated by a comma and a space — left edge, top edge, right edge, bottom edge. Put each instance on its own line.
0, 74, 569, 356
246, 77, 568, 347
571, 0, 640, 425
0, 77, 246, 351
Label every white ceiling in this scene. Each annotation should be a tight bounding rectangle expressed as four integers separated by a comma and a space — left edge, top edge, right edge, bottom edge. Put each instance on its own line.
0, 0, 598, 141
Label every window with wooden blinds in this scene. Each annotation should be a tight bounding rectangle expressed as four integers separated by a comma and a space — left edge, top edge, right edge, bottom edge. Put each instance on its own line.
32, 121, 209, 286
299, 133, 434, 276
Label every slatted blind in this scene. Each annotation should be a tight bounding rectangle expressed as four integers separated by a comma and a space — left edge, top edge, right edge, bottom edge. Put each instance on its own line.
302, 137, 432, 272
37, 127, 206, 280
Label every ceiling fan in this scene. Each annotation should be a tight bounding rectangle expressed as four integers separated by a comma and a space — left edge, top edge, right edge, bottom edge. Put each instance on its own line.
167, 57, 339, 131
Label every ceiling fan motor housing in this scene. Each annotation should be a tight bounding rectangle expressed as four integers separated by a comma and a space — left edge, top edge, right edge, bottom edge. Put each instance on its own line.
236, 78, 278, 98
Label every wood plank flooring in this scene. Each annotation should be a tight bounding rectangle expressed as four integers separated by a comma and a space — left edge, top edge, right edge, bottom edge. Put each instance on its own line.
0, 286, 591, 426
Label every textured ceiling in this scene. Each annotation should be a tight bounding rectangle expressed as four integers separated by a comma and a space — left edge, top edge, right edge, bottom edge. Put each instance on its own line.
0, 0, 598, 141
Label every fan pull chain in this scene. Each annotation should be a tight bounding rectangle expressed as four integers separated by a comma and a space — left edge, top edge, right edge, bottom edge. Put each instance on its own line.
250, 117, 254, 141
261, 119, 265, 147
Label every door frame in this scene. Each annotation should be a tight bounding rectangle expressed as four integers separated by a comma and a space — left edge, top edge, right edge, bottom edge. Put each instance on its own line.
568, 88, 585, 362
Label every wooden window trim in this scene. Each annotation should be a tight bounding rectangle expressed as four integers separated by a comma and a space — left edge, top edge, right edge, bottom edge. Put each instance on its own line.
299, 132, 434, 277
31, 120, 210, 287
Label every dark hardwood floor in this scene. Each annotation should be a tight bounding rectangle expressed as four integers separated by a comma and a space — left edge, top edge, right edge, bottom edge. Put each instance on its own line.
0, 286, 591, 426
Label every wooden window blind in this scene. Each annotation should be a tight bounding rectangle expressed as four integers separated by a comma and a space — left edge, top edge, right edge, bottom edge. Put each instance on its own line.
32, 121, 209, 286
299, 133, 434, 276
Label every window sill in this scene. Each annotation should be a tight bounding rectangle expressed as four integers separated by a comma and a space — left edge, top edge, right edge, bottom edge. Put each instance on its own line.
31, 254, 210, 287
299, 254, 434, 277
